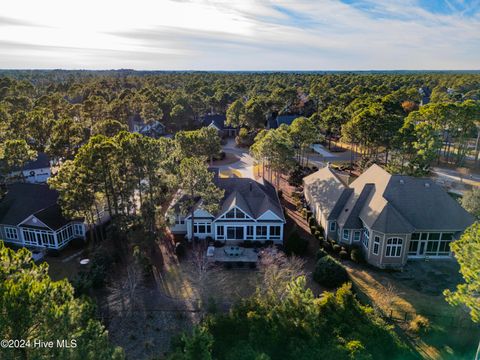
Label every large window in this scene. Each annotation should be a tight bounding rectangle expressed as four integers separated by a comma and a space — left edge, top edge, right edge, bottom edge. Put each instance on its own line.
362, 229, 370, 249
385, 238, 403, 257
438, 233, 453, 255
426, 233, 440, 255
5, 227, 18, 240
342, 229, 350, 241
221, 208, 248, 220
329, 222, 336, 232
194, 223, 211, 234
408, 233, 420, 255
373, 236, 380, 255
216, 226, 224, 239
74, 224, 84, 237
270, 226, 281, 239
256, 226, 268, 239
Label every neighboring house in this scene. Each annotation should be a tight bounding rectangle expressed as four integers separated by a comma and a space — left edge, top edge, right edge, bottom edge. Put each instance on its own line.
0, 183, 86, 250
274, 114, 301, 128
304, 164, 474, 269
9, 152, 52, 184
201, 114, 236, 137
169, 178, 285, 244
419, 86, 431, 106
128, 113, 166, 138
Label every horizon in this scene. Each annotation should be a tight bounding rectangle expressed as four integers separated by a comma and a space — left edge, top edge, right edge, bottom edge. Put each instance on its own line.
1, 0, 479, 70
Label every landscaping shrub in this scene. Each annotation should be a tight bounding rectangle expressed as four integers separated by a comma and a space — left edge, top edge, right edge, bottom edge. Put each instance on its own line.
333, 244, 342, 253
301, 208, 307, 219
243, 240, 252, 248
175, 242, 186, 257
350, 248, 364, 263
313, 256, 349, 288
408, 315, 431, 335
316, 248, 328, 261
277, 189, 283, 198
339, 250, 349, 260
284, 232, 308, 256
205, 236, 214, 243
214, 240, 225, 248
323, 241, 332, 252
308, 217, 316, 227
314, 230, 322, 239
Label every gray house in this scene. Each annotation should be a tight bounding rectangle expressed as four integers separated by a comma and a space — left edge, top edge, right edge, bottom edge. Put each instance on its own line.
0, 184, 86, 250
169, 178, 285, 244
304, 164, 474, 268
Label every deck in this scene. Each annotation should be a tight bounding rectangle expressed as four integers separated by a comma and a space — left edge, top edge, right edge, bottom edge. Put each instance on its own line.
208, 246, 259, 263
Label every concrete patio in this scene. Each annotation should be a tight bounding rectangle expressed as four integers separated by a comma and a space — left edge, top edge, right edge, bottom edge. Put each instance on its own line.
208, 246, 259, 263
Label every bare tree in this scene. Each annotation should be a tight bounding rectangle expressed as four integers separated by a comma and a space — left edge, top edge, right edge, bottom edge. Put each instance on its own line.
257, 247, 306, 301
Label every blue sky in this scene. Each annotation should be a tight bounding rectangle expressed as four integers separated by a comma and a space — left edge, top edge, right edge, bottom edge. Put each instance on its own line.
0, 0, 479, 70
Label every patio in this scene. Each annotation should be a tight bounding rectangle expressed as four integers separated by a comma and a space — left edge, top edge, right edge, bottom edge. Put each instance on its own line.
208, 246, 259, 263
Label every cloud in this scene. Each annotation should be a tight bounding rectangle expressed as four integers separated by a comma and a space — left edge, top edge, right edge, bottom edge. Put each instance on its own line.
0, 0, 478, 69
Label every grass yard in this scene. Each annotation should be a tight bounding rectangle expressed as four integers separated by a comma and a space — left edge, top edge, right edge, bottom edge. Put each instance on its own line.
346, 260, 479, 360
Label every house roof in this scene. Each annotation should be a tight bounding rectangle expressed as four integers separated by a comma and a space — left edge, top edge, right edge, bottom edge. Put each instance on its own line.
202, 114, 234, 130
310, 164, 474, 233
215, 178, 285, 221
276, 114, 300, 127
13, 152, 50, 172
303, 166, 348, 220
0, 183, 71, 229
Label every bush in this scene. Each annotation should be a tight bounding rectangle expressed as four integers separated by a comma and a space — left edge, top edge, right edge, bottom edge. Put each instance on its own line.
214, 240, 225, 248
315, 248, 328, 261
408, 315, 431, 335
206, 236, 214, 243
339, 250, 349, 259
333, 244, 342, 253
175, 242, 186, 257
277, 189, 283, 198
308, 217, 316, 227
323, 241, 332, 252
301, 208, 307, 219
313, 256, 349, 288
243, 240, 252, 248
284, 233, 308, 256
350, 248, 363, 263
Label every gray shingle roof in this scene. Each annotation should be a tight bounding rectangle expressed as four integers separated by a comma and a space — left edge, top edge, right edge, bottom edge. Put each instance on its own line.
0, 183, 68, 228
215, 178, 284, 221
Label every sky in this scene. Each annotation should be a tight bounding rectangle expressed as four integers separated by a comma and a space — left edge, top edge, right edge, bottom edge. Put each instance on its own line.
0, 0, 479, 70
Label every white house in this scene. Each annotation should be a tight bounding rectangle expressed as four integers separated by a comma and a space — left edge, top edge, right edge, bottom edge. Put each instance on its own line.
9, 152, 52, 184
0, 183, 86, 250
169, 178, 285, 244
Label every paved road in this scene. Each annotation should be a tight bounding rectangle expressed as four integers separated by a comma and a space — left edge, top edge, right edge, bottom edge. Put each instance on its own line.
210, 138, 255, 179
431, 167, 480, 188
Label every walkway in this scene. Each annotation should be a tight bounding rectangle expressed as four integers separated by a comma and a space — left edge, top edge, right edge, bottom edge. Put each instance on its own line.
210, 138, 255, 179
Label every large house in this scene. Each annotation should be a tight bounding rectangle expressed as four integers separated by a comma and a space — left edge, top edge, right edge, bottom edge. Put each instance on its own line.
9, 152, 52, 184
169, 178, 285, 244
304, 164, 474, 268
0, 183, 86, 250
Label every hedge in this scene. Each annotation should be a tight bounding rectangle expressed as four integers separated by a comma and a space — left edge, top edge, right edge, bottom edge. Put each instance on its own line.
313, 256, 349, 288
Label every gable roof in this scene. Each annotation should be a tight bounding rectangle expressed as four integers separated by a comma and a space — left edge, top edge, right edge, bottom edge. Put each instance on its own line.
215, 178, 285, 221
32, 204, 73, 230
303, 166, 348, 220
310, 164, 474, 233
202, 114, 234, 130
0, 184, 61, 227
276, 114, 300, 127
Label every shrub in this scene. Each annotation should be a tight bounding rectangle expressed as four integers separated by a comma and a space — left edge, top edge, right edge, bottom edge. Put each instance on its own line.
408, 315, 431, 335
314, 230, 322, 239
214, 240, 225, 248
313, 256, 349, 288
323, 241, 332, 252
316, 248, 328, 261
301, 208, 307, 219
243, 240, 252, 248
350, 248, 363, 263
333, 244, 342, 253
284, 232, 308, 256
308, 217, 316, 227
339, 250, 349, 259
175, 242, 186, 257
277, 189, 283, 198
205, 236, 214, 243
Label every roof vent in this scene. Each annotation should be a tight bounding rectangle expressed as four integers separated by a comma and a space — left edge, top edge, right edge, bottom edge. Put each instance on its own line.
399, 179, 404, 184
344, 208, 349, 212
425, 182, 430, 188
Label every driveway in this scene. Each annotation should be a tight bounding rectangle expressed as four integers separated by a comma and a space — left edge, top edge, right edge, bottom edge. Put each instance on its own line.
211, 138, 255, 179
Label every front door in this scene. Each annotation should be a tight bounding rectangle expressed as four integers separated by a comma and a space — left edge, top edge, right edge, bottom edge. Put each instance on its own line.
226, 226, 244, 240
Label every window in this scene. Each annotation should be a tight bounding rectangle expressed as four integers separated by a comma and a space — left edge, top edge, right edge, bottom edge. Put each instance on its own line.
5, 227, 18, 240
385, 238, 403, 257
270, 226, 281, 239
373, 236, 380, 255
246, 226, 254, 239
256, 226, 268, 239
175, 216, 185, 225
362, 228, 370, 249
409, 233, 420, 255
353, 231, 361, 241
342, 229, 350, 241
329, 222, 336, 232
216, 226, 224, 239
225, 209, 235, 218
222, 208, 249, 219
194, 223, 211, 234
426, 233, 440, 255
74, 224, 84, 236
438, 233, 453, 255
